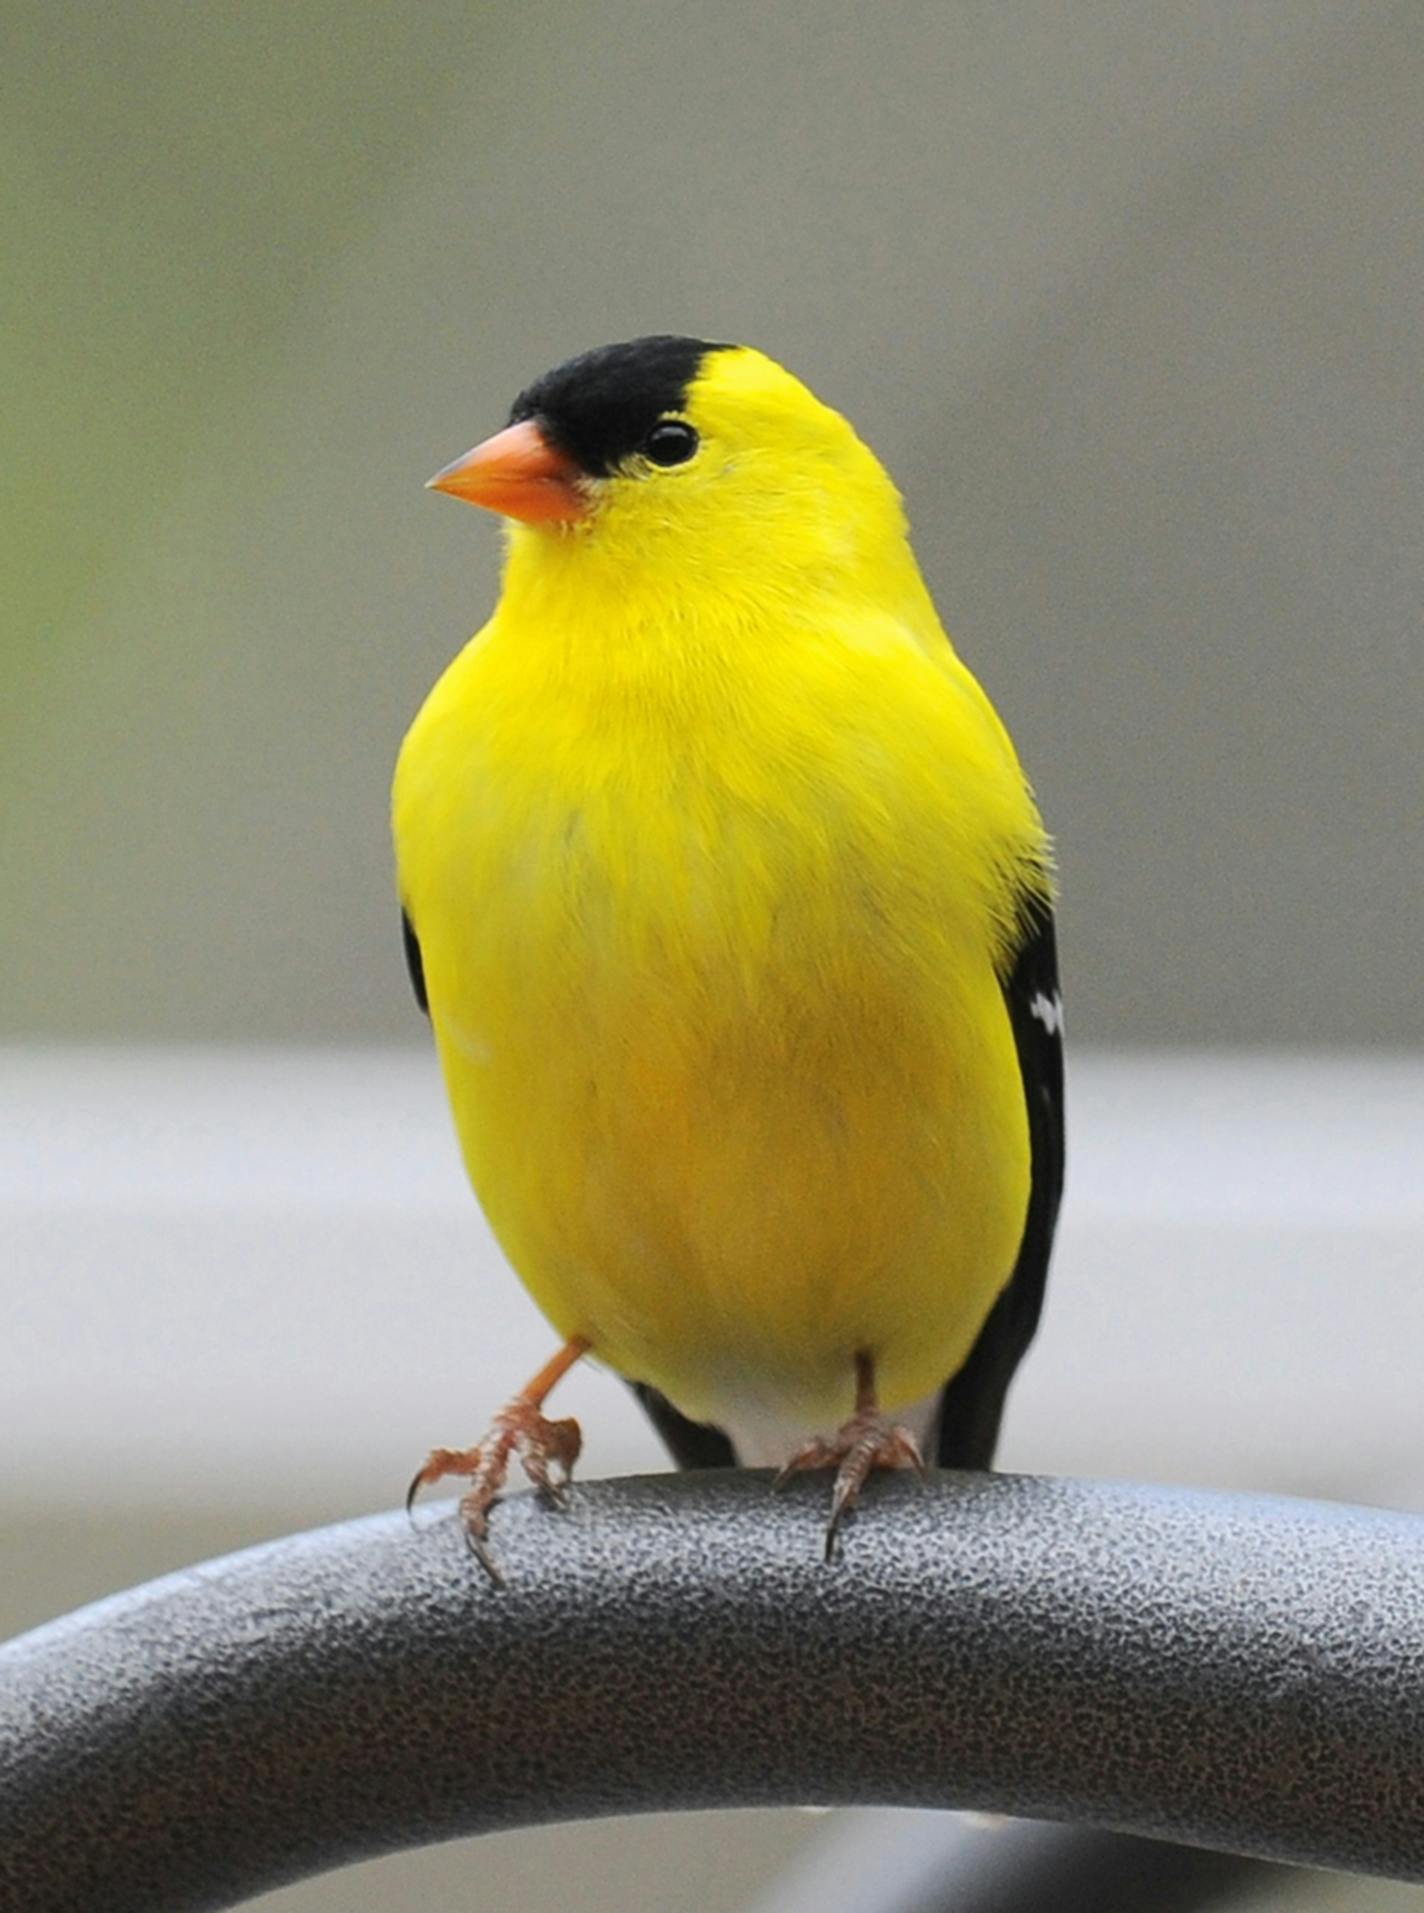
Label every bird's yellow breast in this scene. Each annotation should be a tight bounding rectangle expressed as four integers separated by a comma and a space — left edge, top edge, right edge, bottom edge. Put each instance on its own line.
394, 585, 1044, 1433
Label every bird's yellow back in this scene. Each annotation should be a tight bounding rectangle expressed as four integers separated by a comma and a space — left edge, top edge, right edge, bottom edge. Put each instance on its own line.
394, 344, 1050, 1445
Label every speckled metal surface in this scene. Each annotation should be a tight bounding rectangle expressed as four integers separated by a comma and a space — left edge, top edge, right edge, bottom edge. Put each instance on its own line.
1, 1471, 1422, 1912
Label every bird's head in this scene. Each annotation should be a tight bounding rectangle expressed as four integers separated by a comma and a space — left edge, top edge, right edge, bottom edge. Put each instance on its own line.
428, 337, 923, 620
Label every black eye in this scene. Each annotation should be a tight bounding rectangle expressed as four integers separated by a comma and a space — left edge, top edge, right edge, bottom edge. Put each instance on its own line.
642, 420, 699, 466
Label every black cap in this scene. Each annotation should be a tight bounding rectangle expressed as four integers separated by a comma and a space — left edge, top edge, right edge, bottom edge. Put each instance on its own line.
508, 335, 731, 476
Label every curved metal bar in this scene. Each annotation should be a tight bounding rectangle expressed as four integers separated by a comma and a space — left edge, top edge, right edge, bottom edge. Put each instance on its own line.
2, 1471, 1422, 1911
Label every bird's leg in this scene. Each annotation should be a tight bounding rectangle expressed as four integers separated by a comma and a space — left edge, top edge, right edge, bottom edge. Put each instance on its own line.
774, 1350, 927, 1561
406, 1335, 589, 1583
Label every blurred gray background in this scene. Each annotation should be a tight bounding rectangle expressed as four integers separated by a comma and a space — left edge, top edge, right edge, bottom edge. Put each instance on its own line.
4, 0, 1420, 1045
4, 4, 1422, 1911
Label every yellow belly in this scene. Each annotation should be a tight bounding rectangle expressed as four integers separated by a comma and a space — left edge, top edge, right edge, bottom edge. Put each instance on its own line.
396, 619, 1037, 1431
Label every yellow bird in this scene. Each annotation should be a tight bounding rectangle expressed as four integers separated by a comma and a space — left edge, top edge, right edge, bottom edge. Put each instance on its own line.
395, 337, 1063, 1577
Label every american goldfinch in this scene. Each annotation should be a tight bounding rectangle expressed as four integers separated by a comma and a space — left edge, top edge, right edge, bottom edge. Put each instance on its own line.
396, 337, 1063, 1578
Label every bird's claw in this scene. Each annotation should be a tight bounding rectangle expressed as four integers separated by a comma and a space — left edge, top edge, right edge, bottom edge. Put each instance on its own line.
774, 1411, 926, 1561
406, 1444, 483, 1520
406, 1403, 583, 1583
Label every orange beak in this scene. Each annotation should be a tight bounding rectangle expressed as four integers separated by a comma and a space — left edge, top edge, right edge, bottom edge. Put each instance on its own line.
426, 418, 588, 524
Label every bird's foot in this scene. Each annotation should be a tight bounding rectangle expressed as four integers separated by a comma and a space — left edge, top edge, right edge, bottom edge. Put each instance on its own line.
774, 1409, 927, 1561
406, 1401, 583, 1585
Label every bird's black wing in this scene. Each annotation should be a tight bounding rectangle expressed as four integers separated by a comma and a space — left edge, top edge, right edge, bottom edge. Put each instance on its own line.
932, 889, 1064, 1467
401, 907, 429, 1015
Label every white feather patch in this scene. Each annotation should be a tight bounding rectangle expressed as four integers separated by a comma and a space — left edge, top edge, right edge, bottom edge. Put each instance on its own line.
1029, 990, 1064, 1037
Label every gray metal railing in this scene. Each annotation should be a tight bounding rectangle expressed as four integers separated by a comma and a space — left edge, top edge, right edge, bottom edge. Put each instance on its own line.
2, 1470, 1421, 1911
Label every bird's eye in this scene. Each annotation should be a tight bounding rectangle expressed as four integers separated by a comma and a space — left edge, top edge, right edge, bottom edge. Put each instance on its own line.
641, 420, 699, 467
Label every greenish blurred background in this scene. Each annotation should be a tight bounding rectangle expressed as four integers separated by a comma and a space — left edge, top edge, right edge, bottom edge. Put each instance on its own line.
5, 5, 1422, 1911
5, 0, 1420, 1045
